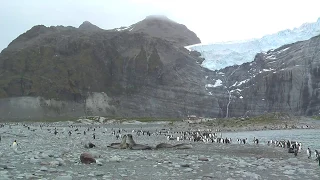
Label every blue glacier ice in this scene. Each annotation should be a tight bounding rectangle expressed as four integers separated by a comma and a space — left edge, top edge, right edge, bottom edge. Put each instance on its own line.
186, 18, 320, 71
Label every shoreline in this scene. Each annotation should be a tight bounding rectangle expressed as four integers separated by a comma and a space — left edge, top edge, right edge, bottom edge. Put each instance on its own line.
178, 116, 320, 133
2, 115, 320, 133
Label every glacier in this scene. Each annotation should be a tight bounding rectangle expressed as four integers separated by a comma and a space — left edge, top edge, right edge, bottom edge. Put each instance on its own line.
186, 18, 320, 71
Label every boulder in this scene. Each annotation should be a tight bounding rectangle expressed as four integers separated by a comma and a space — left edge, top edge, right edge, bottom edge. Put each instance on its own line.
80, 152, 96, 164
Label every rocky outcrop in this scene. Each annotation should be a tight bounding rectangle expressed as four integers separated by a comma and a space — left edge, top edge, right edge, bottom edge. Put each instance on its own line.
129, 15, 201, 46
0, 17, 220, 120
78, 21, 102, 32
80, 152, 96, 164
1, 16, 320, 121
205, 35, 320, 117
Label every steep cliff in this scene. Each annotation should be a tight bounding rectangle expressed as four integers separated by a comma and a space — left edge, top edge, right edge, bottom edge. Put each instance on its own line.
0, 18, 218, 120
1, 16, 320, 121
205, 35, 320, 117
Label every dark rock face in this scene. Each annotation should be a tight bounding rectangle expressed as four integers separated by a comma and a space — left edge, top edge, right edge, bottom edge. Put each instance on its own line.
205, 35, 320, 117
80, 152, 96, 164
130, 15, 201, 46
1, 16, 320, 120
0, 18, 220, 120
78, 21, 102, 32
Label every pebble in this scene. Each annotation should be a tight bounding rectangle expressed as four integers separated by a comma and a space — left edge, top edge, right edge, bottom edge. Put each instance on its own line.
180, 164, 190, 167
55, 175, 73, 180
49, 160, 60, 166
0, 164, 8, 169
198, 156, 209, 161
40, 166, 48, 171
109, 156, 121, 162
94, 171, 104, 176
0, 122, 319, 180
184, 168, 193, 172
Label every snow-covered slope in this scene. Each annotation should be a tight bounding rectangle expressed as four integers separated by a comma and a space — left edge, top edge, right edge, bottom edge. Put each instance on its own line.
186, 17, 320, 71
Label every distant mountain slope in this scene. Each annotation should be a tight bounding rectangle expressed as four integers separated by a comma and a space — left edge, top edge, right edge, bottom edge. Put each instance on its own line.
0, 17, 218, 120
187, 17, 320, 71
114, 15, 201, 46
2, 15, 320, 120
78, 21, 103, 32
204, 34, 320, 117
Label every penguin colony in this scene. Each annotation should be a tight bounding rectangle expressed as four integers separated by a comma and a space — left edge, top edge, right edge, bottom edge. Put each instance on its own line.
0, 122, 319, 163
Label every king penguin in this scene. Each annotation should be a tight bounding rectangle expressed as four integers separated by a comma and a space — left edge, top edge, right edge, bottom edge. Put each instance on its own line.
12, 140, 18, 151
307, 147, 312, 159
314, 149, 319, 158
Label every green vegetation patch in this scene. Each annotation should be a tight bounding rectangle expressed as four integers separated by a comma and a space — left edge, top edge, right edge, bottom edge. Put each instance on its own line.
311, 116, 320, 120
103, 116, 182, 123
204, 112, 292, 128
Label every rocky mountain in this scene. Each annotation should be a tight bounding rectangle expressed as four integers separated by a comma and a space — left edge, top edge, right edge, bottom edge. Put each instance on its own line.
204, 34, 320, 117
114, 15, 201, 46
0, 16, 215, 120
78, 21, 102, 32
1, 15, 320, 121
186, 17, 320, 71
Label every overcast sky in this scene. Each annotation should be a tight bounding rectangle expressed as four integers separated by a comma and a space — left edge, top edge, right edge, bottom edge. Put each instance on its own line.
1, 0, 320, 51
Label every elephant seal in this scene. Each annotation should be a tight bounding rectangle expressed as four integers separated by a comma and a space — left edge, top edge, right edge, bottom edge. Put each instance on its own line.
155, 143, 192, 149
108, 134, 129, 149
126, 134, 152, 150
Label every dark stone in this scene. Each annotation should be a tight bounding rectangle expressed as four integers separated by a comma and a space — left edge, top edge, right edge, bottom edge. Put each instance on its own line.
80, 152, 96, 164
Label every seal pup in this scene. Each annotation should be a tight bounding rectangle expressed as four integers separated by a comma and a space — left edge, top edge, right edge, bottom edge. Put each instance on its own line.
307, 148, 312, 159
126, 134, 152, 150
108, 134, 129, 149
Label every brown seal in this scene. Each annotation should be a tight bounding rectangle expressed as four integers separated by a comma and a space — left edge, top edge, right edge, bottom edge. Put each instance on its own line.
126, 134, 152, 150
108, 134, 129, 149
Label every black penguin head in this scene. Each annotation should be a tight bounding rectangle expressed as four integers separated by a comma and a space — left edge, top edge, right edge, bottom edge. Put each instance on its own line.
88, 142, 95, 148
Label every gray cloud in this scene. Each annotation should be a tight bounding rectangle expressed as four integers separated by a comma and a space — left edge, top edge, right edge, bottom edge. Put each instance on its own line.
1, 0, 320, 52
0, 0, 167, 51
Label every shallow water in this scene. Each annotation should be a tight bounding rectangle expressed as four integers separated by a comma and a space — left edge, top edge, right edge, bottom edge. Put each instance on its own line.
223, 129, 320, 151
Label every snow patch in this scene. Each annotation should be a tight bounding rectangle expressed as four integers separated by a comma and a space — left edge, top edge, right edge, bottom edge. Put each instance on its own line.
206, 79, 223, 88
266, 55, 276, 60
205, 84, 214, 88
231, 81, 238, 87
267, 61, 276, 64
186, 18, 320, 71
114, 26, 133, 31
237, 79, 250, 86
263, 68, 274, 72
277, 47, 290, 54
